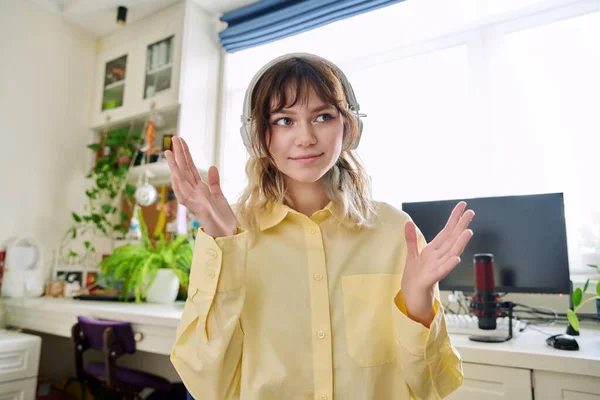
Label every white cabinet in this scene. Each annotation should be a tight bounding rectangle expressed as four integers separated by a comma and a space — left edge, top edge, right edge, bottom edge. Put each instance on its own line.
88, 0, 221, 172
91, 40, 138, 127
133, 14, 183, 118
90, 2, 184, 129
0, 378, 37, 400
0, 331, 41, 400
447, 363, 532, 400
534, 370, 600, 399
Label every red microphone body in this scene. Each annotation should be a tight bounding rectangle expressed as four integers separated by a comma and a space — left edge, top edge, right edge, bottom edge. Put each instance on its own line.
471, 253, 500, 330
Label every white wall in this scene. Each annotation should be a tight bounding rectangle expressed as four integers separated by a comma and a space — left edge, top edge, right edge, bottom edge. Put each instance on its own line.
0, 0, 96, 279
0, 1, 184, 386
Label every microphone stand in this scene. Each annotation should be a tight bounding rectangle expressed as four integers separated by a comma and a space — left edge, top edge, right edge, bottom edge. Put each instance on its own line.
469, 301, 515, 343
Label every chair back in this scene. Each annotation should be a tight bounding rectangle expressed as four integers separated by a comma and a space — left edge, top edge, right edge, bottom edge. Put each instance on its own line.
76, 315, 136, 354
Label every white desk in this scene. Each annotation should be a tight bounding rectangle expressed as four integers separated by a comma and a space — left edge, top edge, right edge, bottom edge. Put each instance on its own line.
448, 326, 600, 399
1, 297, 183, 355
452, 326, 600, 377
2, 297, 600, 399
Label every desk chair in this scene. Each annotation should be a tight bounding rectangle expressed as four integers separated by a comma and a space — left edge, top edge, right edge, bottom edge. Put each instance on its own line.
70, 315, 171, 400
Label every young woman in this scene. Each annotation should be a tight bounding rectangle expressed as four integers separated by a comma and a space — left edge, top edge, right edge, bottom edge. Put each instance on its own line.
166, 53, 474, 400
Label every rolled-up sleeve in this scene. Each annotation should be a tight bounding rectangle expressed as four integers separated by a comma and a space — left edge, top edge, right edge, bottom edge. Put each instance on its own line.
171, 229, 248, 400
394, 288, 463, 399
393, 225, 463, 399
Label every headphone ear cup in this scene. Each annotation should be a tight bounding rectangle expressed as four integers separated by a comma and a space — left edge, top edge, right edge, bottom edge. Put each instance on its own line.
240, 124, 256, 157
350, 114, 363, 150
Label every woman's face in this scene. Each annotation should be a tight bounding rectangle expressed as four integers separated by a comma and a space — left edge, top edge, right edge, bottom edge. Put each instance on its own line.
268, 86, 344, 185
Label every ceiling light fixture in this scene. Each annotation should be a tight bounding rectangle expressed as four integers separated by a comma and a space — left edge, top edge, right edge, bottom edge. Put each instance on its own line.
117, 6, 128, 26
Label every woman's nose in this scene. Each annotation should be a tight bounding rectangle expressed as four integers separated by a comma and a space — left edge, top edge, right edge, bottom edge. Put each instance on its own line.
295, 122, 317, 147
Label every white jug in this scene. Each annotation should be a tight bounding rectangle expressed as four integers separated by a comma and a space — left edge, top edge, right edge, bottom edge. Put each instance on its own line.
1, 237, 45, 298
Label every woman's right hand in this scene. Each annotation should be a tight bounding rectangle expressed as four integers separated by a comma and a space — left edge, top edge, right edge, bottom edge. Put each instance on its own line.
165, 137, 238, 238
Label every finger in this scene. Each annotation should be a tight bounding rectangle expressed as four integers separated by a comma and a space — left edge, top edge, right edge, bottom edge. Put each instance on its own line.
172, 137, 195, 185
432, 256, 461, 283
164, 150, 179, 174
180, 138, 203, 184
165, 150, 186, 184
207, 166, 223, 196
430, 202, 467, 249
404, 220, 419, 260
170, 174, 184, 202
436, 210, 475, 256
438, 229, 473, 267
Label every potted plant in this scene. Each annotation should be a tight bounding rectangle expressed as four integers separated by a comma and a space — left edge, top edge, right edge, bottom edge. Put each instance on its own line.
566, 275, 600, 332
100, 208, 193, 303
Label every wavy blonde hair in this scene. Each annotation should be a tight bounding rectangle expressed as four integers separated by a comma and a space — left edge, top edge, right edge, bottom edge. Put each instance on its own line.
235, 56, 376, 236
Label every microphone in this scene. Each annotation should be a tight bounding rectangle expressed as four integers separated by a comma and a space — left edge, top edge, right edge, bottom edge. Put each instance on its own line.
471, 253, 500, 330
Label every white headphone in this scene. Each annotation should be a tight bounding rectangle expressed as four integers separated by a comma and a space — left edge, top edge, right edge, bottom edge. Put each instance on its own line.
239, 52, 366, 157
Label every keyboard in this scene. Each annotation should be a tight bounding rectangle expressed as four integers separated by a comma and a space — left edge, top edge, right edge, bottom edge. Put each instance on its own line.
444, 314, 523, 337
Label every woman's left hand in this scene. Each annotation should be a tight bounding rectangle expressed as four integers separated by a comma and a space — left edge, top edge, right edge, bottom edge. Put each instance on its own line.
401, 201, 475, 327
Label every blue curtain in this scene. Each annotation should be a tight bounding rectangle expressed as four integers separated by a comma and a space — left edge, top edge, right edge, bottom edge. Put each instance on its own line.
219, 0, 406, 53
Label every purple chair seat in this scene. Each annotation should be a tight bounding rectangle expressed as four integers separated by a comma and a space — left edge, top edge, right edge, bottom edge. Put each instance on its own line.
85, 362, 171, 392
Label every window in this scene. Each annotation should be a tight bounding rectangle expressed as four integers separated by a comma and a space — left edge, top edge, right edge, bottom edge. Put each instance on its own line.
346, 44, 476, 205
219, 0, 600, 274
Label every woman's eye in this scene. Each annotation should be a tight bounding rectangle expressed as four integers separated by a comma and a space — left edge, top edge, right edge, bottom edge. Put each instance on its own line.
274, 117, 293, 126
315, 113, 333, 122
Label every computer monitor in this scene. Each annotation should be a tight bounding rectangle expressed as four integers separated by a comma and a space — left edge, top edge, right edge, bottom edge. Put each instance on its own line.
401, 192, 571, 294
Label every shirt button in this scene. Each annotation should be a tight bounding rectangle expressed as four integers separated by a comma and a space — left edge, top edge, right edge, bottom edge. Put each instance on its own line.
314, 273, 323, 281
207, 249, 217, 258
207, 270, 215, 279
319, 395, 328, 400
308, 227, 317, 234
317, 330, 326, 339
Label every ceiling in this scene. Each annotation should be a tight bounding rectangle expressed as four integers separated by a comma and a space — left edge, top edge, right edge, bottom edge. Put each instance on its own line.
29, 0, 258, 37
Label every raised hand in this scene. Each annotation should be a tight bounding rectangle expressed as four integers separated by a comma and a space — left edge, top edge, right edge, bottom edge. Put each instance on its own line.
164, 137, 237, 238
401, 201, 475, 326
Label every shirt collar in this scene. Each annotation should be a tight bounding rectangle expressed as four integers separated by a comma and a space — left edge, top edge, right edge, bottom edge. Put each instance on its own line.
258, 201, 352, 231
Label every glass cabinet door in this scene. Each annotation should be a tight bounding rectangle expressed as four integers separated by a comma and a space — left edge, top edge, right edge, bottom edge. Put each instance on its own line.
144, 35, 174, 99
102, 55, 127, 110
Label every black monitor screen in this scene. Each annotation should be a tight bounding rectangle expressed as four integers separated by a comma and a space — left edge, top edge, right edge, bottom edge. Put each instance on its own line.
401, 192, 570, 294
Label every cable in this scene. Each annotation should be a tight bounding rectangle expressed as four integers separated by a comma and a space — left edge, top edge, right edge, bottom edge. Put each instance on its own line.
527, 305, 558, 321
514, 310, 558, 326
442, 302, 457, 314
526, 324, 555, 336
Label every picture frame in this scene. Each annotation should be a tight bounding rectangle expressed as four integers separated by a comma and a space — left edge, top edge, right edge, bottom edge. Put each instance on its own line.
53, 265, 85, 297
85, 270, 100, 288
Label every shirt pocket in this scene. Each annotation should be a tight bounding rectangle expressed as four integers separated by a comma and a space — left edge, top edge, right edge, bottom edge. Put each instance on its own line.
341, 273, 402, 367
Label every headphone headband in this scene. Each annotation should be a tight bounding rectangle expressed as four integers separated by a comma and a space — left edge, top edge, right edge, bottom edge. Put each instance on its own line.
239, 53, 365, 156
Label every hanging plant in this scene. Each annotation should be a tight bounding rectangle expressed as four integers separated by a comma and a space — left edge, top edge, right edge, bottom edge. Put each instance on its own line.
60, 125, 144, 265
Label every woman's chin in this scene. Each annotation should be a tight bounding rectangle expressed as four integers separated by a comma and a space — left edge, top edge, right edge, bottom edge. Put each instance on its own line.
283, 169, 328, 185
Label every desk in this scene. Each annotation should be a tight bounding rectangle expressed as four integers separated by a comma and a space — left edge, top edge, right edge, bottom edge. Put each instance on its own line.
2, 297, 600, 399
448, 326, 600, 399
1, 297, 183, 355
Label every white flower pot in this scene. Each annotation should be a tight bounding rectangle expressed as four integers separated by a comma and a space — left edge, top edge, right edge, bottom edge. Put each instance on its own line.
145, 269, 180, 304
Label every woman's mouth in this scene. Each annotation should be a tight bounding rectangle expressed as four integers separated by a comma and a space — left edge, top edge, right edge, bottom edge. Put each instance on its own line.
290, 153, 324, 163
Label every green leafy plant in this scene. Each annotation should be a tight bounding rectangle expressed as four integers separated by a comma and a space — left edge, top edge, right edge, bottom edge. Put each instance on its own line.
100, 208, 193, 303
566, 274, 600, 332
61, 126, 144, 264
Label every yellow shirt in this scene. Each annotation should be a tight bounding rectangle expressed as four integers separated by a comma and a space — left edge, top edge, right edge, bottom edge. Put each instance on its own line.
171, 201, 463, 400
